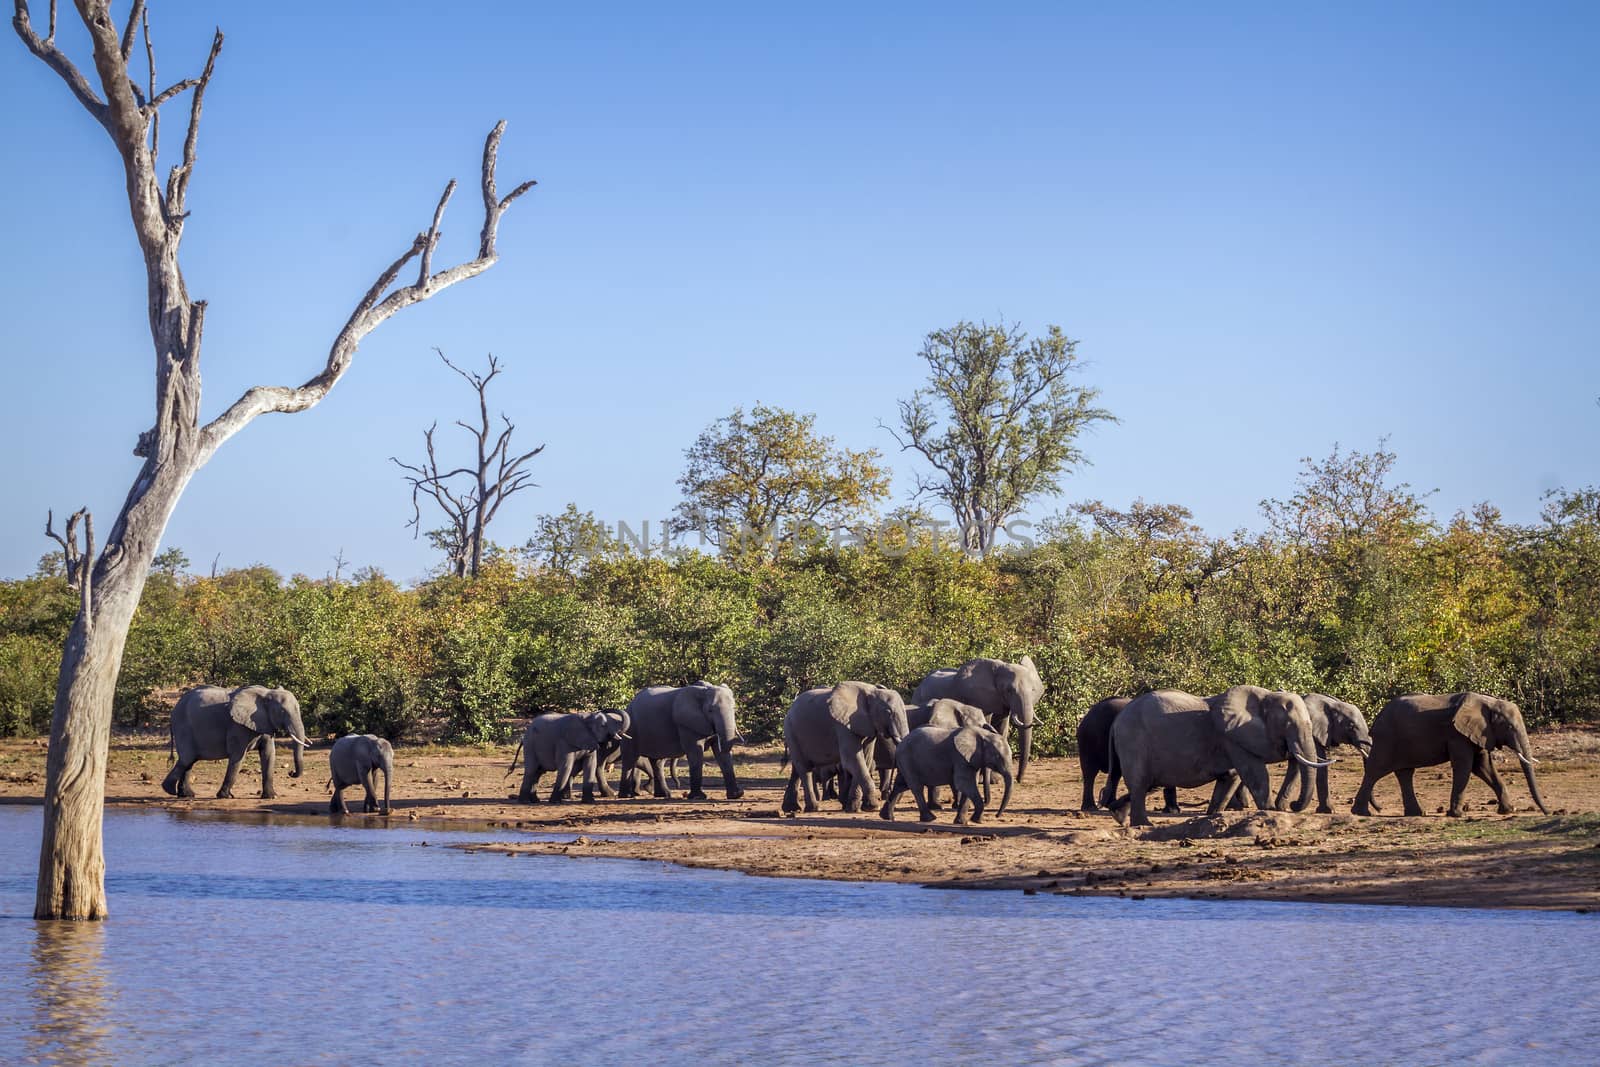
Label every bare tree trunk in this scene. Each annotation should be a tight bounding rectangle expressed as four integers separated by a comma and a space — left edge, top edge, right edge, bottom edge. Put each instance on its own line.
15, 0, 535, 920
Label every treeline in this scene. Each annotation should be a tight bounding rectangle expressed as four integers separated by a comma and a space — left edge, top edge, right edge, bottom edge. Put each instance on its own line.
3, 447, 1597, 748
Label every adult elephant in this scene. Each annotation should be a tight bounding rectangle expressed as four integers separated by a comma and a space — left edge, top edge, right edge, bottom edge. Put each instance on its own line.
913, 656, 1044, 781
162, 685, 313, 799
1352, 692, 1548, 818
511, 710, 632, 804
782, 682, 909, 815
1076, 695, 1177, 814
328, 734, 394, 815
880, 726, 1014, 825
619, 682, 745, 801
1108, 686, 1330, 828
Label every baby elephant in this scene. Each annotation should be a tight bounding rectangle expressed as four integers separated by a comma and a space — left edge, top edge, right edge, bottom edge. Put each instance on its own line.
328, 734, 394, 815
509, 710, 631, 803
880, 726, 1014, 825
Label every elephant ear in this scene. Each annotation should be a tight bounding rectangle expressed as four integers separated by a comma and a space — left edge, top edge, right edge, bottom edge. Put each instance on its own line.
1300, 694, 1331, 747
673, 686, 712, 735
1209, 688, 1275, 760
1452, 694, 1493, 748
228, 687, 272, 732
951, 727, 981, 764
828, 683, 871, 737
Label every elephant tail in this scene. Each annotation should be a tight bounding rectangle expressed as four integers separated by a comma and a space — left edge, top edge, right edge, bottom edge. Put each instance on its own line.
503, 738, 525, 779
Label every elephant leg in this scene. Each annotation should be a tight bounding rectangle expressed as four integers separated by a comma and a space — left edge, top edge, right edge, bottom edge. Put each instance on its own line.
680, 730, 709, 801
362, 769, 378, 813
906, 776, 935, 823
549, 751, 577, 803
799, 762, 821, 813
580, 752, 599, 803
1080, 758, 1099, 812
1160, 787, 1180, 814
163, 760, 193, 797
1396, 768, 1424, 816
842, 743, 879, 812
712, 738, 744, 800
879, 776, 908, 820
218, 754, 246, 799
618, 743, 639, 798
648, 757, 671, 800
1126, 778, 1152, 828
1272, 763, 1297, 811
1352, 765, 1384, 816
1472, 749, 1513, 814
259, 737, 277, 800
519, 763, 543, 804
1207, 772, 1242, 814
954, 765, 983, 825
1445, 747, 1475, 817
331, 782, 349, 815
593, 750, 617, 798
781, 766, 803, 815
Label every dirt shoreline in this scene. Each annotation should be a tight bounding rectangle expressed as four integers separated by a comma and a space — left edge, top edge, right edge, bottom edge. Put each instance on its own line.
3, 730, 1599, 912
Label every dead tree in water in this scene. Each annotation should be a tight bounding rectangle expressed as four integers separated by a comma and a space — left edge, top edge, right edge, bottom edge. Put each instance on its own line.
12, 0, 535, 919
393, 351, 544, 578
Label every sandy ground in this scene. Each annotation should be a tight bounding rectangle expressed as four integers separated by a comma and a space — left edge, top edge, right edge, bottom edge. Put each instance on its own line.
2, 730, 1598, 912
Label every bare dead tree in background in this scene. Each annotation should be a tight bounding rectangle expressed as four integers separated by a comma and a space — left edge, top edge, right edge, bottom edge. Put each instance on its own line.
12, 0, 535, 919
393, 351, 543, 578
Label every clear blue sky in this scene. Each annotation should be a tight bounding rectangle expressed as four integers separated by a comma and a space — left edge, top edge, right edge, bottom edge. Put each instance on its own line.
3, 1, 1596, 582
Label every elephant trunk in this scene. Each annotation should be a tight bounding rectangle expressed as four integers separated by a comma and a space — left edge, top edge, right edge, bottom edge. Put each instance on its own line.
290, 740, 305, 779
995, 763, 1013, 819
1015, 723, 1033, 783
1513, 729, 1549, 815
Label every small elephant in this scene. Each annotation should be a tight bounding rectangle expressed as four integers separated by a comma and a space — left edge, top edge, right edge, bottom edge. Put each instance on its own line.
329, 734, 394, 815
1108, 686, 1332, 828
913, 656, 1045, 781
782, 682, 909, 814
619, 682, 745, 801
553, 709, 633, 800
880, 726, 1014, 825
510, 711, 632, 803
1353, 692, 1548, 818
162, 685, 313, 800
1076, 695, 1178, 814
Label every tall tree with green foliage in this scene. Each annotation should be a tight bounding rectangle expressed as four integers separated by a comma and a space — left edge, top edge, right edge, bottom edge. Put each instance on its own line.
671, 405, 890, 561
891, 320, 1115, 555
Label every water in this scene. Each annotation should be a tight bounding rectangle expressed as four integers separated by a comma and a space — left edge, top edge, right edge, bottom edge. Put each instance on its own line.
1, 807, 1597, 1065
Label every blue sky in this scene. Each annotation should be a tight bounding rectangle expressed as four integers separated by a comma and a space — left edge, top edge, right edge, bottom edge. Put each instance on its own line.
3, 1, 1596, 582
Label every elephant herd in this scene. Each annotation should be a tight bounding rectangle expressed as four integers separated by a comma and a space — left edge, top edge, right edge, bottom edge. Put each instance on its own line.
160, 665, 1551, 830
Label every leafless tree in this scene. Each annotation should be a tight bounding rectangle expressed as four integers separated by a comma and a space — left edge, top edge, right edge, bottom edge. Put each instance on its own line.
393, 351, 543, 578
13, 0, 535, 919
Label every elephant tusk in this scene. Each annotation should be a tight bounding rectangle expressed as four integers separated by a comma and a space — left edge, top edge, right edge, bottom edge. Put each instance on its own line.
1516, 751, 1540, 767
1293, 753, 1336, 768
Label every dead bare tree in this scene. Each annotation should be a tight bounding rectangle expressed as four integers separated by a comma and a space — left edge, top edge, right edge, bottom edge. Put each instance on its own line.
13, 0, 535, 920
393, 351, 543, 578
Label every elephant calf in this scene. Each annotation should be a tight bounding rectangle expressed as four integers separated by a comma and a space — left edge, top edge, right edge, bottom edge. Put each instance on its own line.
880, 726, 1013, 825
510, 711, 631, 804
329, 734, 394, 815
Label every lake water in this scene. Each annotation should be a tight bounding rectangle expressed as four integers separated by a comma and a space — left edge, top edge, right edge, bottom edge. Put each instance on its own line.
1, 806, 1597, 1065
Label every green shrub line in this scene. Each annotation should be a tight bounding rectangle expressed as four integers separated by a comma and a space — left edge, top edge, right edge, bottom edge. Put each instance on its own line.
4, 482, 1598, 747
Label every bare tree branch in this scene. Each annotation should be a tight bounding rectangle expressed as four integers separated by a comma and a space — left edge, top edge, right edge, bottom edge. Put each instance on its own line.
44, 508, 94, 626
199, 124, 535, 463
164, 26, 222, 222
119, 0, 142, 61
12, 0, 109, 125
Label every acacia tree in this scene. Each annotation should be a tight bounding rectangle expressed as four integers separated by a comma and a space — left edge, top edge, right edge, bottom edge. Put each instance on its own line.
13, 0, 535, 919
890, 320, 1114, 555
393, 351, 543, 578
670, 405, 890, 562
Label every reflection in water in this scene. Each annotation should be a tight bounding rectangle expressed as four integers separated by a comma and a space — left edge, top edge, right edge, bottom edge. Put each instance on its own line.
0, 807, 1598, 1065
28, 920, 115, 1066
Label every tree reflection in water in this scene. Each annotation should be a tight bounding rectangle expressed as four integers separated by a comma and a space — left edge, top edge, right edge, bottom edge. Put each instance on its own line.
29, 920, 115, 1064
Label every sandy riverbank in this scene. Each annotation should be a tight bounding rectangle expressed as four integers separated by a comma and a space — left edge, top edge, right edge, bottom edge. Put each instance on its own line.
2, 730, 1597, 911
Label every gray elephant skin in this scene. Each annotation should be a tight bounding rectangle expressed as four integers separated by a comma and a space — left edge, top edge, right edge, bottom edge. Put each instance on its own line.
1352, 692, 1548, 818
913, 655, 1044, 781
512, 711, 632, 803
619, 682, 745, 800
1276, 693, 1373, 813
782, 682, 909, 814
552, 709, 633, 800
866, 698, 996, 798
880, 725, 1013, 824
1108, 686, 1331, 827
1077, 695, 1177, 814
162, 685, 313, 799
329, 734, 394, 814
